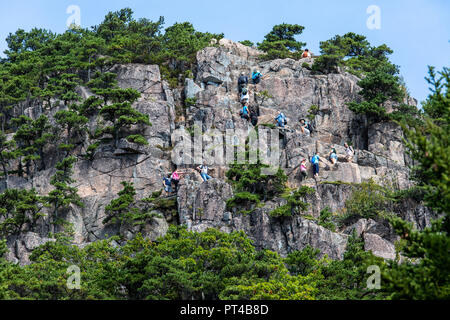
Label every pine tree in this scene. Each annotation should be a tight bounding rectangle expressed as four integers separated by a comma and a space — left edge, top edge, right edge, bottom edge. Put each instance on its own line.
98, 88, 150, 148
258, 24, 306, 60
43, 156, 84, 235
0, 188, 43, 237
0, 130, 18, 188
12, 115, 53, 178
54, 107, 88, 155
383, 66, 450, 299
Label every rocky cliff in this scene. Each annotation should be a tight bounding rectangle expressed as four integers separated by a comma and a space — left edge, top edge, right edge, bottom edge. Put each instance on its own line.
3, 39, 433, 265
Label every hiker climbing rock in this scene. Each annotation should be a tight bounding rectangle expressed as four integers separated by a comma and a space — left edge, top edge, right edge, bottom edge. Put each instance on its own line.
300, 158, 308, 181
240, 87, 250, 104
275, 112, 287, 128
344, 143, 354, 162
311, 152, 321, 178
239, 103, 250, 121
329, 147, 338, 164
238, 72, 248, 94
171, 169, 185, 192
163, 174, 173, 195
252, 70, 263, 84
197, 162, 212, 182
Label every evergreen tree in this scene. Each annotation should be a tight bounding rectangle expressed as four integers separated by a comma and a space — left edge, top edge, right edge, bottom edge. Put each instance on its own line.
43, 156, 84, 235
0, 130, 18, 188
12, 115, 53, 178
98, 88, 150, 148
0, 188, 43, 237
54, 106, 89, 155
383, 66, 450, 299
258, 23, 306, 60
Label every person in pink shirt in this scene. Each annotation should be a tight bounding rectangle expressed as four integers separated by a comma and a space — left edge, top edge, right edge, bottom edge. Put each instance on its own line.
300, 159, 308, 181
170, 169, 185, 192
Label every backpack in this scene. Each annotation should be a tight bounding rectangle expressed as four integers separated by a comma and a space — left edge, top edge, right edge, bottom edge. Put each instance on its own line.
242, 106, 249, 115
238, 76, 247, 85
242, 88, 248, 95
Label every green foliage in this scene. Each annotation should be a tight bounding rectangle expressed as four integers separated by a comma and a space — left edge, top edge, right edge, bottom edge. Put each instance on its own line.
84, 142, 100, 160
255, 90, 273, 105
338, 179, 392, 226
226, 191, 260, 214
126, 134, 148, 146
318, 207, 336, 232
226, 160, 288, 205
286, 230, 386, 300
0, 130, 18, 183
0, 188, 44, 237
184, 97, 197, 108
54, 107, 89, 154
347, 65, 405, 122
12, 115, 53, 177
307, 105, 319, 121
43, 156, 84, 234
381, 66, 450, 300
269, 186, 314, 218
312, 32, 396, 76
97, 88, 150, 148
258, 24, 306, 60
103, 182, 162, 235
239, 40, 254, 47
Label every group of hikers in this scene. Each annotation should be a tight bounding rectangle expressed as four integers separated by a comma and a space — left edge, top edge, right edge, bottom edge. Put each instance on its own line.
238, 70, 263, 126
163, 61, 354, 195
299, 143, 355, 180
162, 163, 213, 196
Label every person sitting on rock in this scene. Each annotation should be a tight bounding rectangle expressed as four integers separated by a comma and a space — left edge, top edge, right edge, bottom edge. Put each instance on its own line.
238, 72, 248, 94
311, 152, 320, 178
239, 103, 250, 120
344, 143, 354, 162
300, 158, 308, 181
252, 70, 263, 84
299, 118, 310, 136
240, 87, 250, 104
163, 174, 173, 196
329, 147, 338, 164
275, 112, 287, 128
197, 162, 212, 182
302, 49, 312, 58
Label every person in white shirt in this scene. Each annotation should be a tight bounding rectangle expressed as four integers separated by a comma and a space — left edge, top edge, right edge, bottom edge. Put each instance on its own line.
197, 162, 212, 182
344, 143, 354, 162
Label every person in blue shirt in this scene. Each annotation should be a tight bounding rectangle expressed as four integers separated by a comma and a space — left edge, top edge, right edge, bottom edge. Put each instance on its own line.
311, 152, 320, 178
240, 103, 250, 120
275, 112, 287, 128
252, 70, 263, 84
163, 174, 173, 195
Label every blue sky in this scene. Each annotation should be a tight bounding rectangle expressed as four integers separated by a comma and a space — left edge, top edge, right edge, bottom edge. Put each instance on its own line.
1, 0, 449, 105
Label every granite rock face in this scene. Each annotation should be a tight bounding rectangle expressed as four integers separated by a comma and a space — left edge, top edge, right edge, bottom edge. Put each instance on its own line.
3, 39, 434, 264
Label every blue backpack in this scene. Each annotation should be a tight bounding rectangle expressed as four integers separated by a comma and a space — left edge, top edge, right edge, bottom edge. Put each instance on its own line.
242, 106, 249, 115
